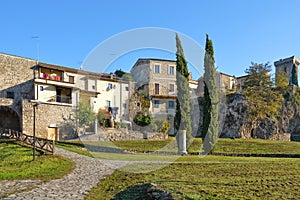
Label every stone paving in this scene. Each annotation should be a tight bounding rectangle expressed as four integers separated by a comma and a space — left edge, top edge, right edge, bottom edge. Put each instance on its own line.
1, 148, 129, 200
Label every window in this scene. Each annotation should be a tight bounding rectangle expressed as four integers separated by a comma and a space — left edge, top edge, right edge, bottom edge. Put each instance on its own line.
125, 86, 129, 91
107, 83, 113, 90
40, 86, 44, 91
154, 100, 160, 108
169, 83, 175, 92
6, 91, 14, 99
154, 64, 160, 73
169, 66, 175, 75
154, 83, 159, 94
106, 100, 111, 108
92, 85, 96, 90
168, 101, 175, 109
69, 76, 75, 83
123, 103, 127, 109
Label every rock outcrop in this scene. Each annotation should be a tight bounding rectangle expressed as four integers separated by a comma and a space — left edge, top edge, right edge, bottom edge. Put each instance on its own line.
216, 93, 300, 141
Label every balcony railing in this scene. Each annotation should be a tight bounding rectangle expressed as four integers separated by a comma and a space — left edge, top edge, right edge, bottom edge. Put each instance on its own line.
39, 73, 74, 84
40, 73, 62, 81
47, 95, 72, 104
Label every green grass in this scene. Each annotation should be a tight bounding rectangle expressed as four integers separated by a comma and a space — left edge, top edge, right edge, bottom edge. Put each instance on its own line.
0, 139, 75, 181
56, 141, 93, 157
57, 138, 300, 162
86, 157, 300, 199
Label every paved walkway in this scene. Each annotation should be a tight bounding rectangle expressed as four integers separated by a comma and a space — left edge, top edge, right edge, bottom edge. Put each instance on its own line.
1, 148, 129, 200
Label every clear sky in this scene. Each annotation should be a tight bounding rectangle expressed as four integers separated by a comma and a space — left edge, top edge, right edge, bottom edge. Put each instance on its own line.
1, 0, 300, 78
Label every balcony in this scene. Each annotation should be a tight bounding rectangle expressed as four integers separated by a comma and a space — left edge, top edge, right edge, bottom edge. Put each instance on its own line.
36, 67, 75, 87
47, 95, 72, 104
40, 72, 63, 81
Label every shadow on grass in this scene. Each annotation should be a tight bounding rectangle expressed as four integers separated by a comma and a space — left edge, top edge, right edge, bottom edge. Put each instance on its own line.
112, 183, 174, 200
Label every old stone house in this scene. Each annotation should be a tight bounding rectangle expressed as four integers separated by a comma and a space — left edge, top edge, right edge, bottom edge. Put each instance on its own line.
129, 58, 199, 134
0, 52, 129, 140
197, 72, 236, 96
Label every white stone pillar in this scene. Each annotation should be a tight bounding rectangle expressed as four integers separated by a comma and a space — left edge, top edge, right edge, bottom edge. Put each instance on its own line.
94, 118, 98, 135
178, 130, 187, 155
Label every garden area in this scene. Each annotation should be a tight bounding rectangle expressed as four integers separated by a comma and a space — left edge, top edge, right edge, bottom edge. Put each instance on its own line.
1, 137, 300, 199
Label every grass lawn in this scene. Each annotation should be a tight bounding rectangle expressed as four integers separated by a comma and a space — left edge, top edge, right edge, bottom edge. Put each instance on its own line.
58, 137, 300, 161
86, 156, 300, 199
0, 138, 75, 181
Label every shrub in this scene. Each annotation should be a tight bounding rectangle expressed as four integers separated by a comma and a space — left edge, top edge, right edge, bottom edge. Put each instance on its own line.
134, 112, 152, 127
150, 119, 170, 134
97, 109, 111, 127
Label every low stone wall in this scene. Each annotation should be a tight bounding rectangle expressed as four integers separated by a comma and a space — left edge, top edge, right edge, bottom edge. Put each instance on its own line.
22, 100, 75, 139
95, 128, 168, 141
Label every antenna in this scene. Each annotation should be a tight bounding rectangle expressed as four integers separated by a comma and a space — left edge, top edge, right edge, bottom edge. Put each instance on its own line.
78, 61, 83, 70
32, 36, 40, 62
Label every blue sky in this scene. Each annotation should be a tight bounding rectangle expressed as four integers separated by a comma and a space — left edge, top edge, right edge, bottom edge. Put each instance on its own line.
1, 0, 300, 78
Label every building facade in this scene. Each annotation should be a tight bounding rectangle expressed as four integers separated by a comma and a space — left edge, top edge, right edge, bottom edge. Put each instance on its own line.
0, 52, 129, 140
274, 56, 300, 86
130, 58, 178, 120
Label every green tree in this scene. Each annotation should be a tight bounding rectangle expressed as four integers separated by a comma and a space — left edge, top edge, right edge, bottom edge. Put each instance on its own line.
244, 62, 284, 132
201, 34, 219, 154
174, 34, 192, 142
75, 102, 95, 126
291, 64, 298, 86
275, 71, 289, 92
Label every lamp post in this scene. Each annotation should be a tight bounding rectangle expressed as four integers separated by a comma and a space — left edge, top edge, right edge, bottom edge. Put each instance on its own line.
33, 101, 41, 161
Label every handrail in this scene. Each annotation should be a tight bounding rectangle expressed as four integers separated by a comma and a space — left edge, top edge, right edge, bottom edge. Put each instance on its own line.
0, 128, 55, 154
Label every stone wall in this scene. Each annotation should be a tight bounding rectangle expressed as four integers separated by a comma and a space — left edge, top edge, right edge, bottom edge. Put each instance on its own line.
83, 128, 168, 141
0, 53, 36, 131
22, 100, 75, 140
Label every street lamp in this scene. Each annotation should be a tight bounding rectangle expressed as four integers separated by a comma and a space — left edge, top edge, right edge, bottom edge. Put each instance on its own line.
33, 101, 41, 161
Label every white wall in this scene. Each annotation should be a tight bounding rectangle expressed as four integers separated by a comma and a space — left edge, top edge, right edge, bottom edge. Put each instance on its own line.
92, 79, 129, 121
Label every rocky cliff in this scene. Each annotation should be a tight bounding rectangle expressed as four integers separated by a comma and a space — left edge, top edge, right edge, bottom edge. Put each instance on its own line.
216, 92, 300, 141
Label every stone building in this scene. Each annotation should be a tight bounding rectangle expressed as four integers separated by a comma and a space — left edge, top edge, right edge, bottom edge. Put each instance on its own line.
274, 56, 300, 86
129, 58, 199, 135
197, 72, 236, 96
130, 58, 177, 120
0, 52, 129, 140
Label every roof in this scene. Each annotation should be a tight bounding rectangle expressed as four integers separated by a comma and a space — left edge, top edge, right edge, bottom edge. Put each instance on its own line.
236, 74, 249, 79
38, 62, 128, 83
274, 55, 300, 66
137, 58, 176, 63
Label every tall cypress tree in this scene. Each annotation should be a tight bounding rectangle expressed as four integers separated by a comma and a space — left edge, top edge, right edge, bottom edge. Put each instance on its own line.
174, 34, 192, 142
201, 34, 219, 154
291, 64, 298, 86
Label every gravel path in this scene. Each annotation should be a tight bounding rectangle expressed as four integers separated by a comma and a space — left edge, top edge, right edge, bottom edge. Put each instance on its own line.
1, 148, 129, 200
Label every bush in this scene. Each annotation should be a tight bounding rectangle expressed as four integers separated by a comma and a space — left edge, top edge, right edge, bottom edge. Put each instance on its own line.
97, 109, 111, 127
150, 119, 170, 134
134, 112, 152, 127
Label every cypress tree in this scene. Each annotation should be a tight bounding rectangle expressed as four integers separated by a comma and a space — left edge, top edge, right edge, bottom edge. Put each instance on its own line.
291, 64, 298, 86
174, 34, 192, 142
201, 34, 219, 154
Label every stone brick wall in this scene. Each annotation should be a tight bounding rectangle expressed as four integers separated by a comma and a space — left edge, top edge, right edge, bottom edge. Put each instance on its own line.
22, 100, 75, 139
0, 53, 37, 130
149, 60, 176, 96
0, 53, 36, 101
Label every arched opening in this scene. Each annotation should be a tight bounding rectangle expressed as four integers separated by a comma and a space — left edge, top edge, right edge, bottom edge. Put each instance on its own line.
0, 106, 21, 131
